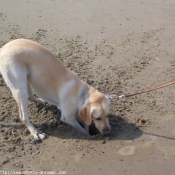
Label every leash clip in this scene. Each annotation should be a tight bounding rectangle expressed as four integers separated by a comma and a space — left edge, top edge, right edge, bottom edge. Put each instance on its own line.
105, 94, 125, 100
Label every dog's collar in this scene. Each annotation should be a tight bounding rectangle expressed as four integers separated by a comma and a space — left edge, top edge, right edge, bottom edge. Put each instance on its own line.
78, 86, 89, 109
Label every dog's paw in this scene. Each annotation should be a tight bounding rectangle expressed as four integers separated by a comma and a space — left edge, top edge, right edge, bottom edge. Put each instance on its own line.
33, 133, 46, 140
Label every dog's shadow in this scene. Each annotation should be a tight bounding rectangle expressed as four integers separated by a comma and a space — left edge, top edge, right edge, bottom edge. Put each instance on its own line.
38, 110, 143, 141
108, 114, 143, 140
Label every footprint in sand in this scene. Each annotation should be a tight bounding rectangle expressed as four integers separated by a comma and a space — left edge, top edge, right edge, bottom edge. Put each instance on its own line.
117, 146, 135, 156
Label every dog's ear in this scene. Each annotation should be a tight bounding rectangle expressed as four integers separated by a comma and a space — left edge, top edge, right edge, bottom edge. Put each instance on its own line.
78, 105, 92, 126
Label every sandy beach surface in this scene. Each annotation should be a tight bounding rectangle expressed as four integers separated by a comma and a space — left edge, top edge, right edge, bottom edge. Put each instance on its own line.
1, 0, 175, 174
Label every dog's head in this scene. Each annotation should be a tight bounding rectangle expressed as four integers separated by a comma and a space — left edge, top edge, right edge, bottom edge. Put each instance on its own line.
78, 91, 111, 134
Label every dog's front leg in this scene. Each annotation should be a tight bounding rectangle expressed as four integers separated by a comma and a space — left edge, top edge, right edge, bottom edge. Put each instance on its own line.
76, 114, 89, 133
60, 115, 89, 136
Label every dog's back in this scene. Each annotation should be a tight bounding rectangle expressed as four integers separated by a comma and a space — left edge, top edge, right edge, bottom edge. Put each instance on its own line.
0, 39, 75, 95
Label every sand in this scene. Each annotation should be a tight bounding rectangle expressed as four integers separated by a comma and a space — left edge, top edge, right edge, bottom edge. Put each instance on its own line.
0, 0, 175, 174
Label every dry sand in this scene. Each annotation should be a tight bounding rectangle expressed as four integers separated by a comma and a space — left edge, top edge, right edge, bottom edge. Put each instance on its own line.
0, 0, 175, 174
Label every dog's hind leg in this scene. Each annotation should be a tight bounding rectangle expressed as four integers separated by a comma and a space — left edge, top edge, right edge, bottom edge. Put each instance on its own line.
2, 68, 46, 140
28, 84, 44, 104
12, 88, 46, 140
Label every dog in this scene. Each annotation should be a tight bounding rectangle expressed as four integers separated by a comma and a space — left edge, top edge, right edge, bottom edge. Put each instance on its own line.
0, 39, 111, 140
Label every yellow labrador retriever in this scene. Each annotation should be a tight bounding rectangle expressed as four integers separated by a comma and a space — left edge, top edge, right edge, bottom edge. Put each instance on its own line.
0, 39, 111, 140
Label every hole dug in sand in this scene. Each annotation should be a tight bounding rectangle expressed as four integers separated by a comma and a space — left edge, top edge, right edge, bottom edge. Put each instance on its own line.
89, 122, 100, 136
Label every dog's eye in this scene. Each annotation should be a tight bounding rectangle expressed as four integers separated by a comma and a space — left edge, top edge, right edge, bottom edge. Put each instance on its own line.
96, 118, 101, 121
